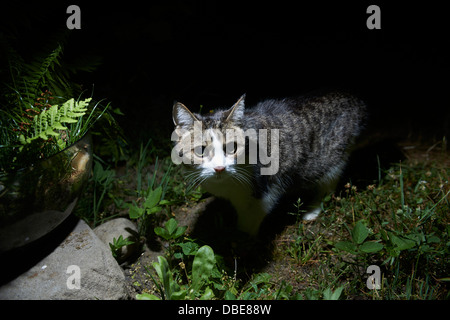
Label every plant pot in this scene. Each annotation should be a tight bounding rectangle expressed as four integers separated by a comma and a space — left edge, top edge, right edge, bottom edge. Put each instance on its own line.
0, 133, 93, 253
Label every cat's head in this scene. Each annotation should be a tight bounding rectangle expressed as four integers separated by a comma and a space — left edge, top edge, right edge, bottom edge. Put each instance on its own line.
172, 94, 246, 129
172, 95, 252, 188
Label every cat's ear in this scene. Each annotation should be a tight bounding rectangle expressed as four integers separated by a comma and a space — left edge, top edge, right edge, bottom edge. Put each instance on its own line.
173, 101, 199, 126
225, 94, 246, 123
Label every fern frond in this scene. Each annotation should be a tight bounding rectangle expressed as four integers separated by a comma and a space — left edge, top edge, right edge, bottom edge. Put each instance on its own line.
20, 98, 91, 145
0, 31, 111, 173
6, 44, 74, 111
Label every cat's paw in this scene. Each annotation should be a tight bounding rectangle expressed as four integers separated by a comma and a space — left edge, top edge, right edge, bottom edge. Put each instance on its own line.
302, 207, 321, 221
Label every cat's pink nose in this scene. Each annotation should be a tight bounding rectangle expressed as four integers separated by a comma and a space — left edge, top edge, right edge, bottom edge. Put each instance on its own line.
214, 166, 225, 173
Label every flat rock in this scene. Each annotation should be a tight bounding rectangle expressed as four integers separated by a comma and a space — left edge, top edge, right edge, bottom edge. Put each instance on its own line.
0, 219, 129, 300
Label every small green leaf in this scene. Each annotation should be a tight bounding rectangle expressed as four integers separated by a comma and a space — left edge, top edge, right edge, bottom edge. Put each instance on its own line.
335, 241, 358, 254
136, 293, 160, 300
250, 272, 272, 286
147, 206, 162, 214
352, 221, 369, 244
59, 116, 78, 123
112, 235, 134, 247
154, 227, 171, 240
200, 287, 214, 300
173, 225, 187, 239
323, 286, 344, 300
19, 134, 26, 144
57, 139, 66, 150
52, 122, 67, 130
65, 98, 75, 110
45, 127, 59, 137
389, 233, 416, 251
426, 235, 440, 244
224, 290, 237, 300
165, 218, 178, 236
113, 235, 124, 245
153, 256, 175, 300
129, 205, 144, 219
170, 290, 187, 300
39, 131, 48, 140
145, 186, 162, 210
177, 242, 199, 256
360, 241, 384, 253
173, 252, 183, 259
67, 111, 86, 117
192, 245, 215, 291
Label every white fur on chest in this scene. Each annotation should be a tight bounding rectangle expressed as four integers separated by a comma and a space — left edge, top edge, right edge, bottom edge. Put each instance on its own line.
202, 177, 269, 235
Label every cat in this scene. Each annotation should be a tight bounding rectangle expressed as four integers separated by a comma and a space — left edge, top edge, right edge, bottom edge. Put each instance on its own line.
172, 92, 366, 236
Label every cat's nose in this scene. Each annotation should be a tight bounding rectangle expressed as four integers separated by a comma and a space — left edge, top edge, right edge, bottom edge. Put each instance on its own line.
214, 166, 225, 173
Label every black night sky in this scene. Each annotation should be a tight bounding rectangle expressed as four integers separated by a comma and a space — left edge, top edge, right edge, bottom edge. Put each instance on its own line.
1, 1, 449, 147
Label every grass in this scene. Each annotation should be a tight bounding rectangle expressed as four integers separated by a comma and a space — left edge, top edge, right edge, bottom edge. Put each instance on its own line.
76, 139, 450, 300
274, 151, 450, 299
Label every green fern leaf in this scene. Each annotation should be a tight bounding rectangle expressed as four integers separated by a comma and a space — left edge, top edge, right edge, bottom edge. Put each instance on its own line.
12, 45, 68, 107
59, 116, 78, 123
19, 134, 26, 144
19, 98, 91, 145
57, 139, 67, 150
45, 127, 59, 137
67, 112, 86, 117
39, 131, 48, 140
52, 122, 67, 130
65, 98, 75, 111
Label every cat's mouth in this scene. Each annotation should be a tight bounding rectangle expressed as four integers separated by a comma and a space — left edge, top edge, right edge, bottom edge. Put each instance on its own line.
212, 170, 229, 179
206, 168, 231, 181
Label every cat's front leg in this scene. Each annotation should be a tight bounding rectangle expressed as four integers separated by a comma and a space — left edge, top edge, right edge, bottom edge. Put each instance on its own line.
234, 198, 268, 236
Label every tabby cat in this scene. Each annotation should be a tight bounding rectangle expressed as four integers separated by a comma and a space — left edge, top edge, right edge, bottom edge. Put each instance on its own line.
172, 92, 366, 236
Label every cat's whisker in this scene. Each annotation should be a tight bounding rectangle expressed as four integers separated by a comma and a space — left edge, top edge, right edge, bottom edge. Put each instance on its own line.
186, 176, 206, 194
185, 171, 200, 181
234, 177, 251, 191
184, 170, 208, 193
189, 174, 204, 186
234, 166, 253, 181
230, 167, 254, 190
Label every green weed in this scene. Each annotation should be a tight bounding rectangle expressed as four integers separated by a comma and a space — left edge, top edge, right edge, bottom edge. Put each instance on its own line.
90, 159, 116, 227
138, 220, 239, 300
126, 141, 173, 236
323, 161, 448, 299
109, 235, 135, 260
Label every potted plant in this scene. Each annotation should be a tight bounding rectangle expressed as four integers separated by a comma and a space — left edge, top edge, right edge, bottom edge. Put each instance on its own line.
0, 39, 119, 253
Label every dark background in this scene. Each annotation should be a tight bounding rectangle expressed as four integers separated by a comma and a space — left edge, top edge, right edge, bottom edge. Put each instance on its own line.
2, 1, 449, 148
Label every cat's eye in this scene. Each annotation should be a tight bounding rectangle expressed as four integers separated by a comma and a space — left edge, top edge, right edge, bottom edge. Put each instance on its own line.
194, 145, 207, 157
225, 141, 238, 155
